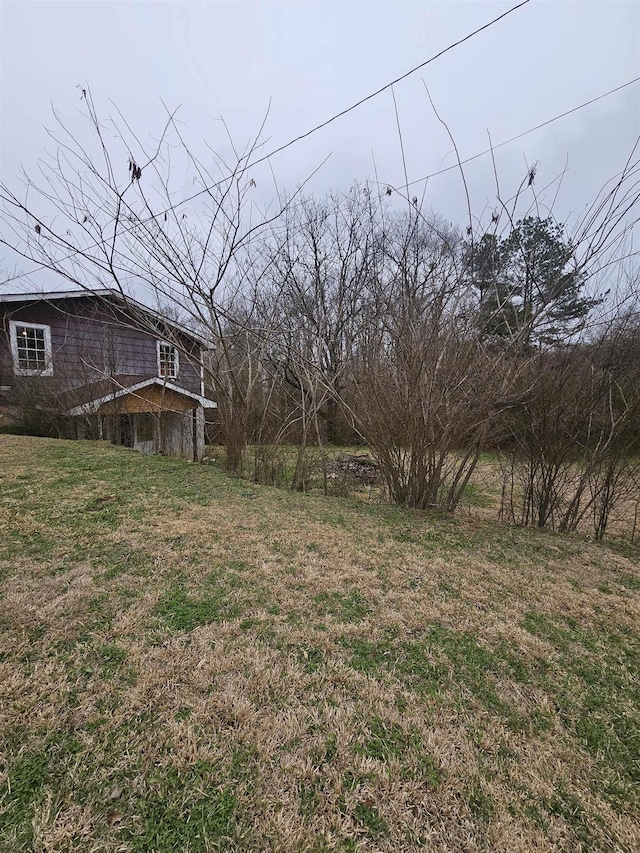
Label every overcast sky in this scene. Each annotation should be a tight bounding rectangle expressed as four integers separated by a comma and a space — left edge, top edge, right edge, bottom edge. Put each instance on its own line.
1, 0, 639, 290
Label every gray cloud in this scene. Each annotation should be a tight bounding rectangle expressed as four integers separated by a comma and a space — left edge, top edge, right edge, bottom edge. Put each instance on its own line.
1, 0, 639, 285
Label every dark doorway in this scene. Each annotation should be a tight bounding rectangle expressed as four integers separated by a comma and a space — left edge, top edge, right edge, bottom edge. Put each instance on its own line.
118, 414, 134, 448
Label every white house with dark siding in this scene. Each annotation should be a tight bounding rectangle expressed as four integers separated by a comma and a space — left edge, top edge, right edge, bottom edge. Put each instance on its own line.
0, 289, 216, 460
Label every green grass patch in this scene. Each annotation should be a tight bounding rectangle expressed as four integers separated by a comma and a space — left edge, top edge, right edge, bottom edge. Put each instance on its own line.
313, 590, 371, 623
341, 624, 559, 735
522, 611, 640, 807
352, 801, 388, 837
122, 762, 241, 852
155, 585, 242, 632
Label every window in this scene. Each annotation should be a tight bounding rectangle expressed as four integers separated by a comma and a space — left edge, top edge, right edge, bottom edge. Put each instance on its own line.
9, 321, 53, 376
157, 341, 179, 379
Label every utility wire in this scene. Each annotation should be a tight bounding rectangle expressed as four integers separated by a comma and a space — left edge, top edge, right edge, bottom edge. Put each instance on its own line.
389, 76, 640, 192
5, 75, 636, 291
218, 0, 532, 178
0, 0, 535, 286
89, 0, 535, 221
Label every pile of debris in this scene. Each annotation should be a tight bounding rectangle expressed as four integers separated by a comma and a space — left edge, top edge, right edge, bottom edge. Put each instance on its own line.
323, 454, 380, 485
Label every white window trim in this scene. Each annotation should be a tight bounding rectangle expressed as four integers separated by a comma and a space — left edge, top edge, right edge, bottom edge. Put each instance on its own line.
156, 340, 179, 380
9, 320, 54, 376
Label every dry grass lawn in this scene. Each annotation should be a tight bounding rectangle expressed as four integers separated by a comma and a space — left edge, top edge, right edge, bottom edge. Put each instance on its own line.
1, 435, 639, 852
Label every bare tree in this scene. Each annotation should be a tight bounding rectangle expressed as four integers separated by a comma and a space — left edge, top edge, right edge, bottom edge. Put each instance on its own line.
3, 88, 639, 532
497, 292, 640, 539
262, 187, 376, 445
343, 209, 508, 510
0, 89, 313, 471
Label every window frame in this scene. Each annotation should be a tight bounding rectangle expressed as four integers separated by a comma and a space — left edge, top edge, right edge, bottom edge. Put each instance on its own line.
156, 340, 179, 380
9, 320, 54, 376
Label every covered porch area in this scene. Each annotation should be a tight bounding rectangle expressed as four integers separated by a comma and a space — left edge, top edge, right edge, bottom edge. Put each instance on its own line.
68, 378, 216, 461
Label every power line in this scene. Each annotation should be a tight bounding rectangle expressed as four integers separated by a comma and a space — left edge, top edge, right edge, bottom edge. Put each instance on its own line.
5, 75, 637, 291
0, 0, 533, 286
389, 76, 640, 192
218, 0, 532, 177
88, 1, 536, 219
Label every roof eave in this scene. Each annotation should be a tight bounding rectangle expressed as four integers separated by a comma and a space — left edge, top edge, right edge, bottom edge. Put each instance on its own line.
0, 288, 210, 347
67, 377, 217, 416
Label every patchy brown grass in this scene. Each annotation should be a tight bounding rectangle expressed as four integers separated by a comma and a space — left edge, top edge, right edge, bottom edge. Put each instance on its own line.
0, 435, 639, 852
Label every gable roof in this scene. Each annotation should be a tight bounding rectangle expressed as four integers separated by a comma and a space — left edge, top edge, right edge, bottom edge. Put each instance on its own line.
66, 376, 217, 416
0, 288, 209, 347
